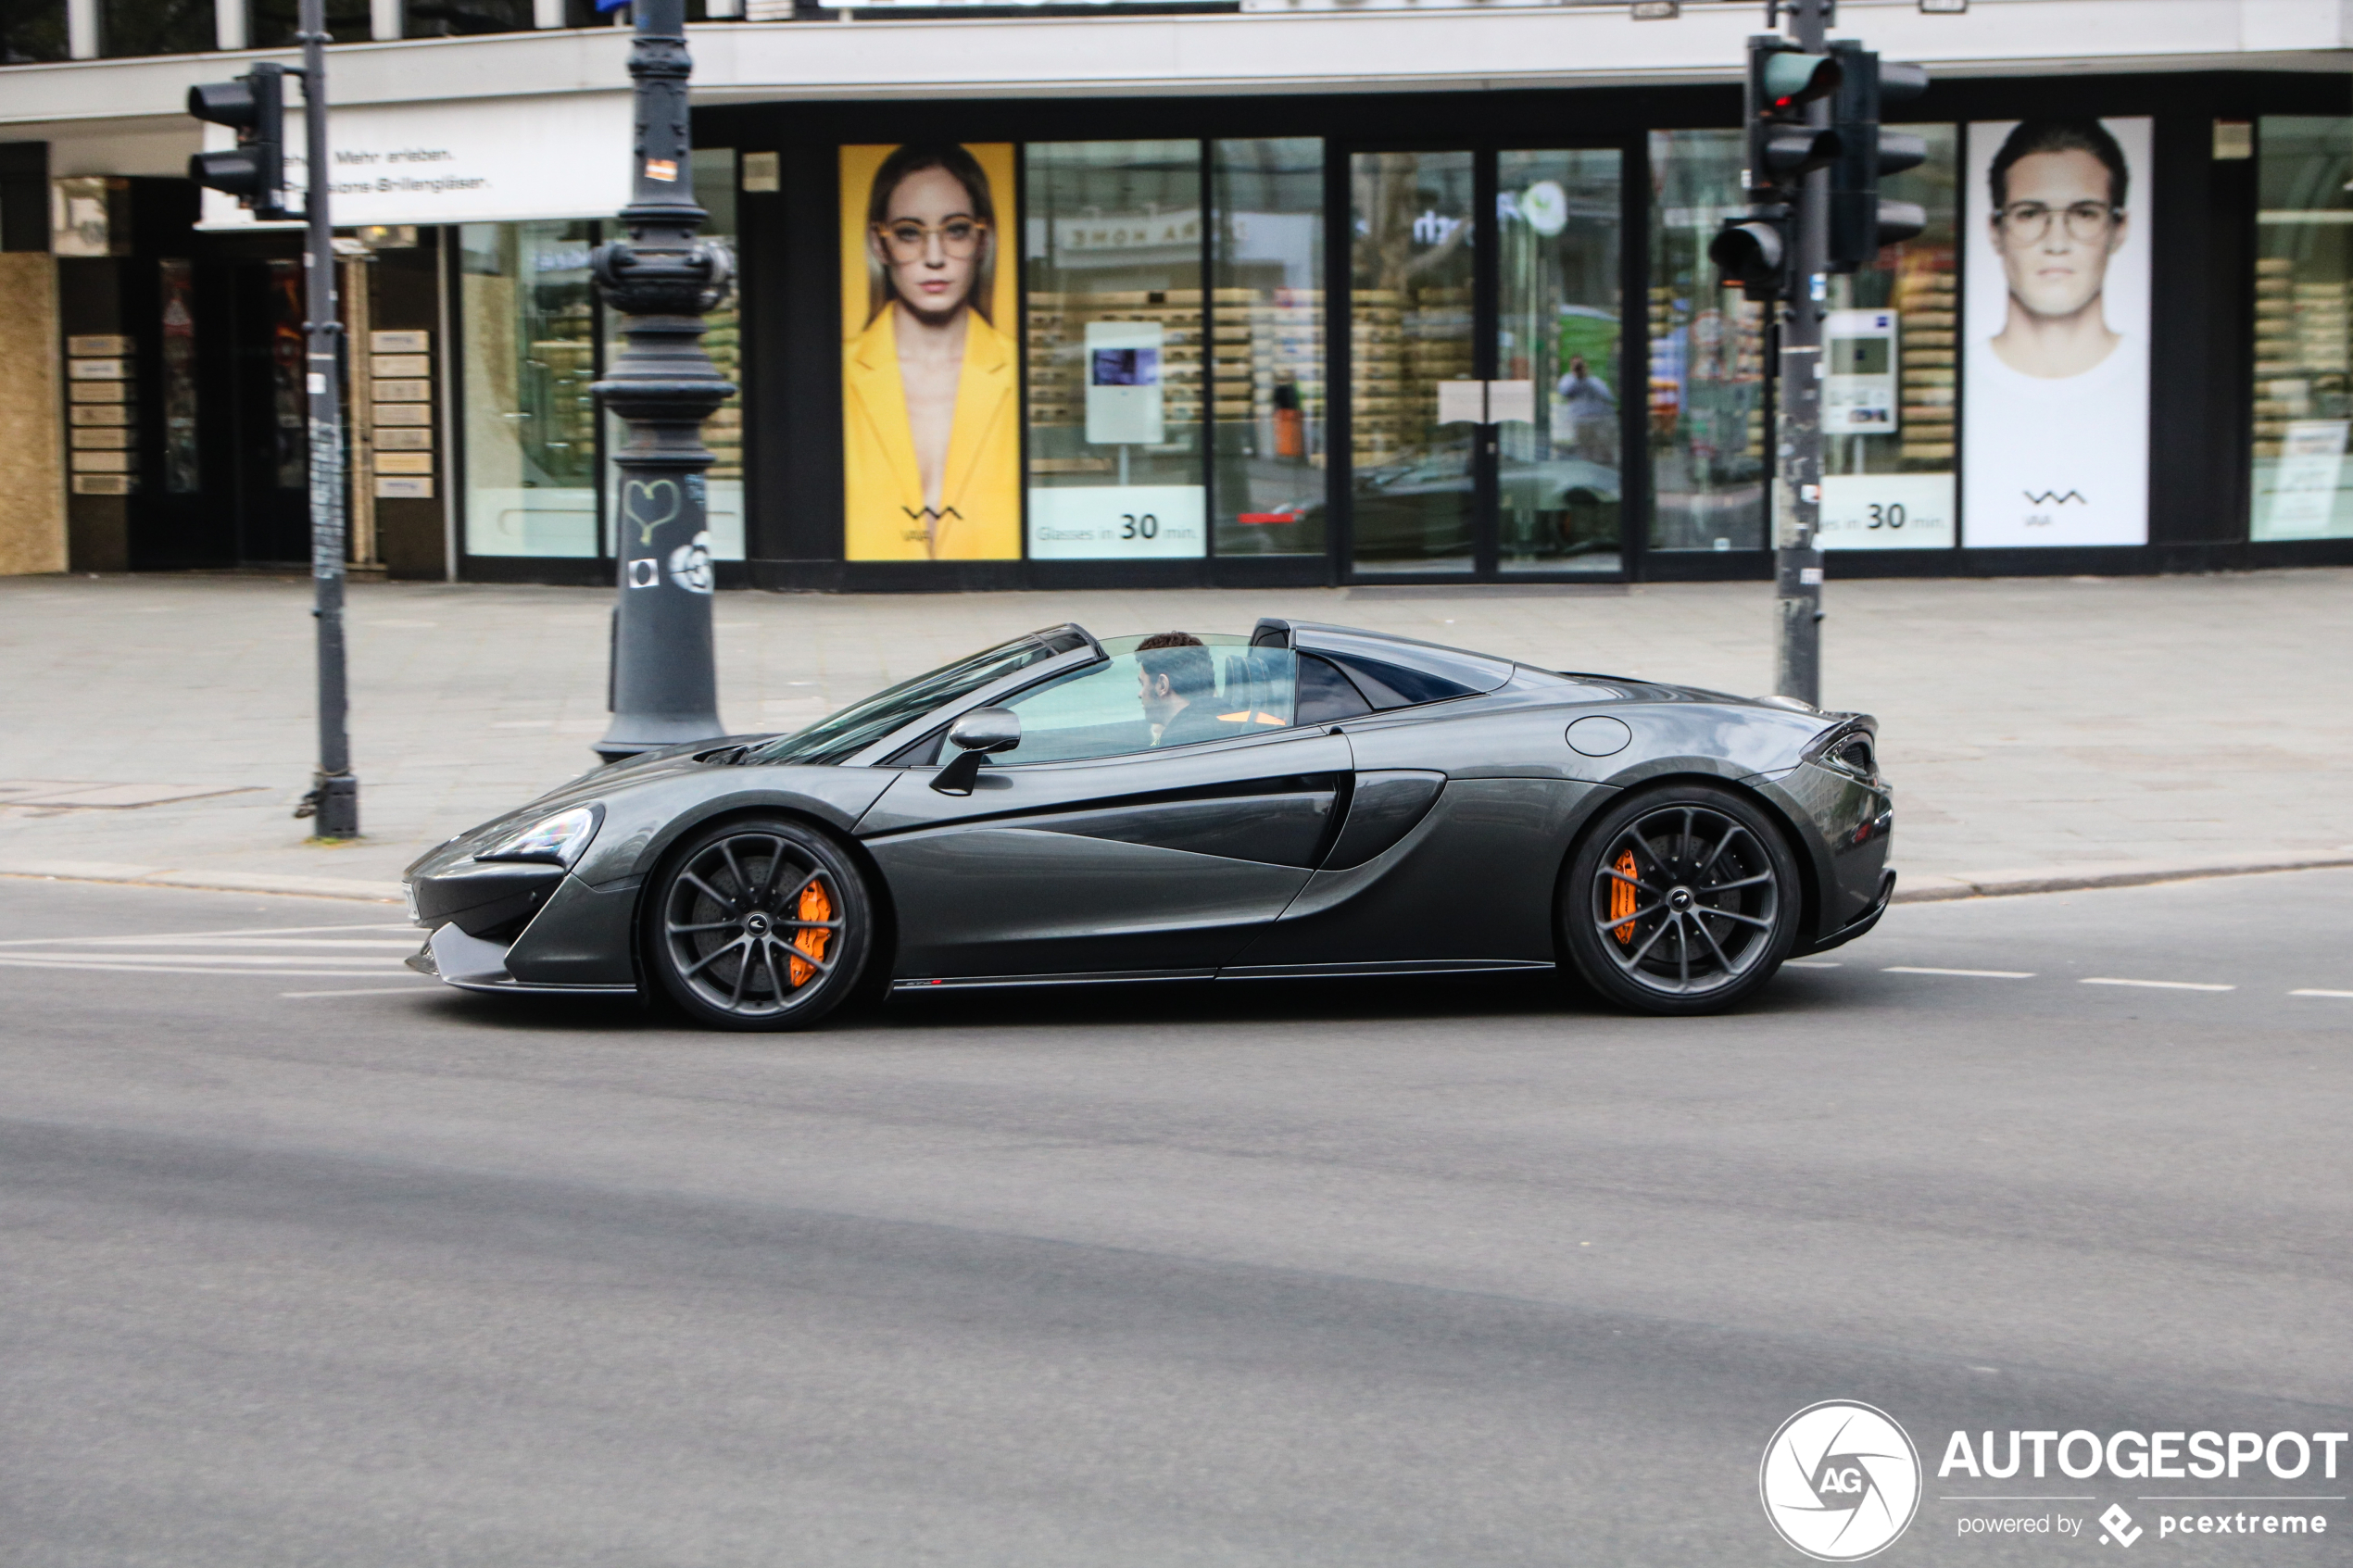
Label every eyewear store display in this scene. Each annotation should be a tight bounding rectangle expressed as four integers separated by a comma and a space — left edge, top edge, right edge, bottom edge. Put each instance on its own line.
446, 119, 2353, 577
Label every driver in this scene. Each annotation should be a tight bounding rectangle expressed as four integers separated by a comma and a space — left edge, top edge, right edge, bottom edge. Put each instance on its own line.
1135, 633, 1228, 747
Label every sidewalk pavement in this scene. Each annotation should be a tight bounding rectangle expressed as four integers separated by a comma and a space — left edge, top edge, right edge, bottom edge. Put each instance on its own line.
4, 570, 2349, 905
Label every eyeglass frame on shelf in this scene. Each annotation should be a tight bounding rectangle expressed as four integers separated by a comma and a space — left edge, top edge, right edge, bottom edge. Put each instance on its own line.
873, 219, 990, 261
1994, 201, 2121, 245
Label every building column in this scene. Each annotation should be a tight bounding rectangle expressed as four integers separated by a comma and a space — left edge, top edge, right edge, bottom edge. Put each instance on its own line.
216, 0, 249, 51
67, 0, 99, 58
0, 252, 68, 575
371, 0, 400, 39
534, 0, 563, 27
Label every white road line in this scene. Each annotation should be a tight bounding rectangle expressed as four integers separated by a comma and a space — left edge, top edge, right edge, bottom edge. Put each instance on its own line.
279, 985, 435, 997
1883, 966, 2035, 979
0, 922, 412, 949
1784, 960, 1841, 969
12, 935, 422, 951
0, 953, 409, 967
0, 959, 406, 979
2289, 988, 2353, 998
2082, 977, 2235, 992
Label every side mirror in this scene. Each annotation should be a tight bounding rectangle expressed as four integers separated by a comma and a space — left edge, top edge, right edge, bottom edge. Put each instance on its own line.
930, 706, 1020, 796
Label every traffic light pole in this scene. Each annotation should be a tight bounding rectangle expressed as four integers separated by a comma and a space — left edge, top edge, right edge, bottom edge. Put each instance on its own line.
1773, 0, 1831, 708
297, 0, 358, 837
589, 0, 731, 763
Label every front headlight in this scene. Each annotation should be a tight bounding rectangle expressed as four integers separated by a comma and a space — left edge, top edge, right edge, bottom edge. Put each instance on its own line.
475, 805, 601, 867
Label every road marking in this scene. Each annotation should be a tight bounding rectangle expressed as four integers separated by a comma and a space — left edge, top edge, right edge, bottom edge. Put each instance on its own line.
2290, 988, 2353, 998
2082, 977, 2234, 992
0, 960, 404, 978
0, 921, 412, 948
280, 985, 434, 997
1784, 960, 1841, 969
1883, 966, 2034, 978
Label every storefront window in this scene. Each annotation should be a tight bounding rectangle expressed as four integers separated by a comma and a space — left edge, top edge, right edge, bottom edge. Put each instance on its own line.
1820, 125, 1959, 550
1210, 137, 1326, 557
100, 0, 212, 57
1024, 139, 1207, 561
1347, 149, 1477, 573
1648, 131, 1769, 553
2252, 116, 2353, 541
460, 219, 600, 558
1499, 147, 1623, 573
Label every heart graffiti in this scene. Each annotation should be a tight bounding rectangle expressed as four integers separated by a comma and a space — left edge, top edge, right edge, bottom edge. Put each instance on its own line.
623, 479, 682, 546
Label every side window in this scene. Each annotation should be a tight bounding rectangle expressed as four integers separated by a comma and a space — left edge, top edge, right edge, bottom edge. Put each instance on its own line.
1297, 654, 1373, 724
1000, 645, 1301, 765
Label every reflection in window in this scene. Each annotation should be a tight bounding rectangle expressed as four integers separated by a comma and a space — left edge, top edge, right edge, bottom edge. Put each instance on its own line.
1211, 139, 1327, 557
1819, 124, 1959, 550
400, 0, 531, 36
1348, 149, 1478, 574
250, 0, 366, 45
461, 220, 600, 558
1024, 141, 1208, 560
1499, 147, 1623, 572
1647, 131, 1768, 553
2252, 117, 2353, 541
2, 0, 69, 61
159, 259, 198, 493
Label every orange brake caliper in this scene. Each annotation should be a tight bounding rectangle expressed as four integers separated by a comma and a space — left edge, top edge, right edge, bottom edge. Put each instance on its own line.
788, 880, 833, 986
1610, 851, 1640, 944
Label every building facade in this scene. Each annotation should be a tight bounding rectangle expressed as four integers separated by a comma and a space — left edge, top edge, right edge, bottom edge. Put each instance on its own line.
2, 0, 2349, 588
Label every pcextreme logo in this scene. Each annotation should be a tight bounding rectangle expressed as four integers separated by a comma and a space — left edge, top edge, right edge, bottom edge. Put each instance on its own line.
1762, 1400, 1925, 1562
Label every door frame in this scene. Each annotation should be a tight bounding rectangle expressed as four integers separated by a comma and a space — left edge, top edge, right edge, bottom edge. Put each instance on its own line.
1328, 133, 1647, 585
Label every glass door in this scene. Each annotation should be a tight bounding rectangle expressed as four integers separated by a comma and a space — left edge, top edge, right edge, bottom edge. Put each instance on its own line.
1344, 146, 1625, 579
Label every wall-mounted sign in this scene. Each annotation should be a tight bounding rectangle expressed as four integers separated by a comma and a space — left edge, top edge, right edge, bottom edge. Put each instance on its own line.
1823, 309, 1898, 434
199, 93, 632, 231
1085, 320, 1165, 446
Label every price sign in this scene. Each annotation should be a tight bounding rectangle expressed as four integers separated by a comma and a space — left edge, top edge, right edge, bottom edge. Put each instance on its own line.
1026, 484, 1207, 560
1818, 473, 1956, 550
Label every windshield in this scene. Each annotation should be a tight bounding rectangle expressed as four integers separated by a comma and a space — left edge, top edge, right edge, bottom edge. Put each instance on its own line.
746, 633, 1073, 766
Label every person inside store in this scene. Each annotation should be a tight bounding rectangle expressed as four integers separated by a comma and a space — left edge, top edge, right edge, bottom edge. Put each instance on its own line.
1986, 119, 2131, 379
843, 144, 1019, 560
1554, 353, 1617, 459
1135, 633, 1234, 748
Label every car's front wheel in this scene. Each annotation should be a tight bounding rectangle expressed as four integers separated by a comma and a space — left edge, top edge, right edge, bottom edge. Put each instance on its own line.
1560, 783, 1800, 1016
645, 817, 873, 1031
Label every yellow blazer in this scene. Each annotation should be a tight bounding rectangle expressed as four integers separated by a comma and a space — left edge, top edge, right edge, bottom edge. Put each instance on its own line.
842, 307, 1021, 561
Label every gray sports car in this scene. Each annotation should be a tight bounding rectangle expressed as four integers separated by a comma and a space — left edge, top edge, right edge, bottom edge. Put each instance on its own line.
404, 619, 1894, 1027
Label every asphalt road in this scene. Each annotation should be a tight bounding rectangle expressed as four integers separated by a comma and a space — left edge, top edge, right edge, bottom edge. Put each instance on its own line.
1, 871, 2346, 1566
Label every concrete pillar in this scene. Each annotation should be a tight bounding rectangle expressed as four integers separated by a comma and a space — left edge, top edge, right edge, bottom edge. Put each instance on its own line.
66, 0, 99, 58
216, 0, 249, 51
371, 0, 401, 39
534, 0, 564, 27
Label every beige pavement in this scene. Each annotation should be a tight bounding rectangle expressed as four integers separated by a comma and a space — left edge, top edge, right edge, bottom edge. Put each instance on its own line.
2, 570, 2348, 903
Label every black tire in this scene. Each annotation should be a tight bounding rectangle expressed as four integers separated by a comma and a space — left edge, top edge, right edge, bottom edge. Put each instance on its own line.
1559, 783, 1801, 1016
644, 816, 874, 1032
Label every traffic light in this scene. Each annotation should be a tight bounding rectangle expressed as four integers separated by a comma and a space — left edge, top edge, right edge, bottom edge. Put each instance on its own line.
1826, 43, 1930, 271
1710, 207, 1790, 303
1743, 35, 1843, 198
1715, 35, 1842, 302
188, 63, 294, 219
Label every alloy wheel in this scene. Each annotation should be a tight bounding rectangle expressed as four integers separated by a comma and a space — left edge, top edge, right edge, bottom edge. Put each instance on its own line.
1587, 802, 1781, 998
660, 831, 846, 1020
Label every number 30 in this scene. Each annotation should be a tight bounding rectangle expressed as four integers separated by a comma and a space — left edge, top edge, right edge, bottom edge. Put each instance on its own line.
1120, 513, 1161, 540
1865, 503, 1907, 530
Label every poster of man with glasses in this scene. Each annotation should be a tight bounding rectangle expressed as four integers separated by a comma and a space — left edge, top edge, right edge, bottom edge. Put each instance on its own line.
1962, 118, 2153, 546
840, 144, 1023, 560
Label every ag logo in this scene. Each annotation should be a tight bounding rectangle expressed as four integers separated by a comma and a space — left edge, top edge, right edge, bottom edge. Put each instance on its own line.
1760, 1400, 1921, 1562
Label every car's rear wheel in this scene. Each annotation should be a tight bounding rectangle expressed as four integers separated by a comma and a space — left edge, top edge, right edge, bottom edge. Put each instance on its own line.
1560, 784, 1800, 1016
646, 817, 873, 1031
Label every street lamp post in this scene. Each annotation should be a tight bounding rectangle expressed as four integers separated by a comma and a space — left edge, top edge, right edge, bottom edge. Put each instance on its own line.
590, 0, 733, 763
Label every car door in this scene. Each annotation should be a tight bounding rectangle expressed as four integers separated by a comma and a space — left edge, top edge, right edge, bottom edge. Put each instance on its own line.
857, 641, 1352, 982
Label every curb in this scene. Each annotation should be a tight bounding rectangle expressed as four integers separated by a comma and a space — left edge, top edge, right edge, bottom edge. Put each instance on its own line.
0, 861, 404, 904
1889, 849, 2353, 904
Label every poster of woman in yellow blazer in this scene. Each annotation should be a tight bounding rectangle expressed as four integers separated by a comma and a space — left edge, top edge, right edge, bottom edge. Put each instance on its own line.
840, 144, 1022, 561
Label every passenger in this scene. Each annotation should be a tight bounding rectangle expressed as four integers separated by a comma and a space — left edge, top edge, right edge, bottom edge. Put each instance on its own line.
1135, 633, 1230, 747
